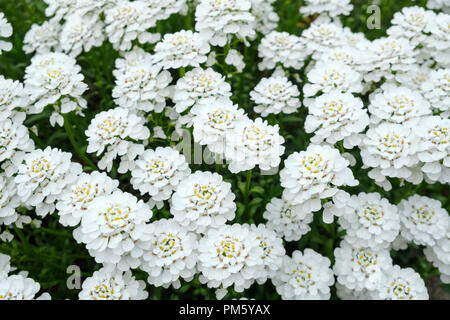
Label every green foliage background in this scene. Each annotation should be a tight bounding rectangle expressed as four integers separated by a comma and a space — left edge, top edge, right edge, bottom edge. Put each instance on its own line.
0, 0, 448, 300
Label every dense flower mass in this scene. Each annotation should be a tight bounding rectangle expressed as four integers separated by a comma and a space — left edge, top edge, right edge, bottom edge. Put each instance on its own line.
1, 0, 449, 301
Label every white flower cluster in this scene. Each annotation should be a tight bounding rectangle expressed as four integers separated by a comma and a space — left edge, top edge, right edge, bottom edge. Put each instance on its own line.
130, 147, 191, 208
304, 91, 369, 147
85, 107, 150, 173
2, 0, 450, 301
112, 49, 172, 113
195, 0, 256, 47
0, 254, 50, 300
154, 30, 210, 69
325, 192, 401, 248
79, 266, 148, 300
258, 31, 306, 70
24, 52, 88, 127
170, 171, 236, 233
280, 144, 358, 214
300, 0, 353, 17
398, 195, 449, 247
273, 249, 334, 300
0, 12, 12, 55
250, 75, 300, 117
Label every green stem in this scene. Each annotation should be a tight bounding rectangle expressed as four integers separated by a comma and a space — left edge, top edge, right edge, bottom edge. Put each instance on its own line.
335, 140, 345, 154
37, 227, 73, 238
63, 114, 98, 170
179, 67, 186, 78
243, 169, 253, 217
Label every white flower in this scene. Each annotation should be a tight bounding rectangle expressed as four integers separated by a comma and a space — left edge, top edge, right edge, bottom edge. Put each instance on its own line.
112, 59, 172, 113
113, 46, 155, 74
263, 196, 313, 242
303, 62, 363, 97
273, 249, 334, 300
148, 0, 188, 21
334, 240, 393, 292
153, 30, 210, 69
368, 83, 431, 125
104, 0, 160, 51
251, 0, 279, 35
398, 195, 449, 247
198, 224, 263, 294
0, 12, 12, 54
424, 233, 450, 284
372, 265, 428, 300
421, 68, 450, 115
14, 147, 82, 217
360, 122, 421, 190
0, 112, 34, 164
24, 52, 88, 127
304, 90, 369, 147
130, 147, 191, 206
195, 0, 256, 47
248, 224, 285, 284
23, 21, 61, 54
193, 97, 247, 154
225, 49, 245, 72
280, 144, 358, 210
60, 13, 105, 57
335, 282, 373, 300
250, 75, 300, 117
170, 171, 236, 233
0, 76, 26, 122
56, 171, 119, 227
75, 190, 153, 268
362, 37, 417, 82
300, 0, 353, 17
0, 254, 10, 279
395, 64, 432, 93
0, 173, 20, 227
425, 13, 450, 66
172, 67, 232, 115
85, 107, 150, 173
258, 31, 306, 70
140, 219, 198, 288
387, 6, 435, 46
0, 274, 50, 300
79, 267, 148, 300
317, 47, 365, 71
330, 192, 400, 249
225, 117, 285, 173
300, 21, 345, 55
426, 0, 450, 12
43, 0, 78, 21
416, 116, 450, 184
